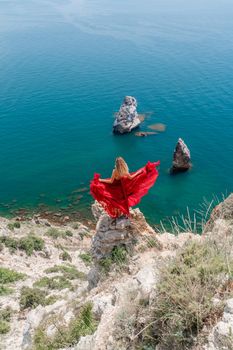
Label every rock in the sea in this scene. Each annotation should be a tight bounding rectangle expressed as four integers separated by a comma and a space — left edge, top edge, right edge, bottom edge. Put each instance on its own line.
113, 96, 141, 134
135, 131, 157, 137
170, 138, 191, 174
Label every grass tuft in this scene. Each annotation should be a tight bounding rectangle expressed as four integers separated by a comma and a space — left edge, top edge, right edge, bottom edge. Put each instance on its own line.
0, 285, 13, 296
0, 234, 44, 256
59, 250, 72, 262
0, 267, 25, 284
46, 228, 62, 239
0, 307, 12, 334
46, 228, 73, 240
7, 221, 20, 231
137, 239, 233, 349
34, 303, 97, 350
34, 276, 72, 290
18, 235, 44, 256
20, 287, 57, 310
99, 245, 128, 273
79, 253, 92, 265
45, 264, 85, 280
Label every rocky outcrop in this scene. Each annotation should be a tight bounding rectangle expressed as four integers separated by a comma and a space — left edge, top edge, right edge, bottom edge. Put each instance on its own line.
135, 131, 157, 137
204, 299, 233, 350
91, 202, 159, 261
170, 138, 191, 174
113, 96, 141, 134
1, 195, 233, 350
204, 194, 233, 234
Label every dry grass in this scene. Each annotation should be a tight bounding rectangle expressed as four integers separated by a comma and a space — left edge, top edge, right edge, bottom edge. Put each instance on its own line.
135, 238, 233, 350
33, 303, 97, 350
156, 194, 228, 234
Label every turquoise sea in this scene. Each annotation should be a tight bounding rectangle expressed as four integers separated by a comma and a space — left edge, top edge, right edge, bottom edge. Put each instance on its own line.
0, 0, 233, 224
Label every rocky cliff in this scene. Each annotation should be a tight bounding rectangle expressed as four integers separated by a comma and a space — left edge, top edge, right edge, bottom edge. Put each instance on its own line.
0, 195, 233, 350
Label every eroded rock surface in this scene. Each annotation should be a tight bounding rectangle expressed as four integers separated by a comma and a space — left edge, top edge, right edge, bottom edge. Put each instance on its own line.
113, 96, 141, 134
1, 194, 233, 350
204, 299, 233, 350
91, 202, 159, 260
171, 138, 191, 173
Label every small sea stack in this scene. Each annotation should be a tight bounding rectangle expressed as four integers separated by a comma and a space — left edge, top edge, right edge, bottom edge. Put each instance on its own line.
113, 96, 141, 134
170, 138, 191, 174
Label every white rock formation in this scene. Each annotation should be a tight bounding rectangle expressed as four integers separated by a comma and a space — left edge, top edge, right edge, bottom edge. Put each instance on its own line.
113, 96, 141, 134
204, 299, 233, 350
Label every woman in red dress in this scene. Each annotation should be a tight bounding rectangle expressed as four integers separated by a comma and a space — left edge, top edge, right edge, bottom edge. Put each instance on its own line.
90, 157, 160, 218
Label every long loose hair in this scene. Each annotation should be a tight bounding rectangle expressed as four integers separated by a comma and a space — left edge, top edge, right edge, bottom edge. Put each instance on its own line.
115, 157, 129, 177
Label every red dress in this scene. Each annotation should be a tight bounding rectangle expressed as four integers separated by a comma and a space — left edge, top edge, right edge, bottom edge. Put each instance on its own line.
90, 161, 160, 218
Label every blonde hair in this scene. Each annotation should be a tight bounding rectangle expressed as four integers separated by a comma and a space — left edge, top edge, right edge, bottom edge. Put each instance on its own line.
115, 157, 129, 177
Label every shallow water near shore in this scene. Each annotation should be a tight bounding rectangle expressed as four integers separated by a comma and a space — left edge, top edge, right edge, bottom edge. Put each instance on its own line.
0, 0, 233, 224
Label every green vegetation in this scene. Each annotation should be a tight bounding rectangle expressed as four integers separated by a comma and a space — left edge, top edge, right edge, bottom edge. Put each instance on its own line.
7, 221, 21, 231
34, 276, 72, 290
0, 267, 25, 284
137, 240, 233, 350
18, 235, 44, 256
45, 264, 85, 280
46, 228, 61, 239
59, 250, 72, 262
146, 237, 159, 248
0, 234, 44, 256
34, 303, 97, 350
34, 264, 85, 291
46, 228, 73, 240
0, 236, 18, 253
0, 285, 13, 296
79, 253, 92, 265
20, 287, 57, 310
0, 267, 25, 296
99, 246, 128, 273
0, 307, 12, 334
64, 230, 73, 237
72, 223, 80, 229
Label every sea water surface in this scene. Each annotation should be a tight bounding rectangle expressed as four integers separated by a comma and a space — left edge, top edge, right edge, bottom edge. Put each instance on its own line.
0, 0, 233, 224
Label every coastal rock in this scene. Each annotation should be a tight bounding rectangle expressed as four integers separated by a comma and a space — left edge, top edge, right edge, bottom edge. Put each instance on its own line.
91, 205, 159, 260
91, 201, 105, 221
170, 138, 191, 173
204, 194, 233, 234
113, 96, 141, 134
75, 334, 97, 350
135, 131, 157, 137
204, 298, 233, 350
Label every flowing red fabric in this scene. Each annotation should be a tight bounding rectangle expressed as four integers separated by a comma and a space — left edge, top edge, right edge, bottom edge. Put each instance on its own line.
90, 161, 160, 218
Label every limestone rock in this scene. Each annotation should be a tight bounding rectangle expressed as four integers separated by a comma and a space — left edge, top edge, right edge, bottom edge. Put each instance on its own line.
204, 194, 233, 233
92, 294, 115, 318
91, 208, 158, 260
205, 299, 233, 350
75, 334, 97, 350
91, 201, 105, 221
171, 138, 191, 174
113, 96, 141, 134
87, 266, 101, 290
135, 264, 159, 299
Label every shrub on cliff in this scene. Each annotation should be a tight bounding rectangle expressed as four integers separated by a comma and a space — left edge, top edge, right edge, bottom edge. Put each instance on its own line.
34, 303, 97, 350
18, 235, 44, 256
0, 234, 44, 256
136, 239, 233, 349
7, 222, 20, 231
20, 287, 57, 310
0, 307, 12, 334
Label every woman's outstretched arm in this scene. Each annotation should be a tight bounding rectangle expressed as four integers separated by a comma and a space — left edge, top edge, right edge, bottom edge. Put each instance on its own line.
127, 169, 143, 179
99, 170, 115, 183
